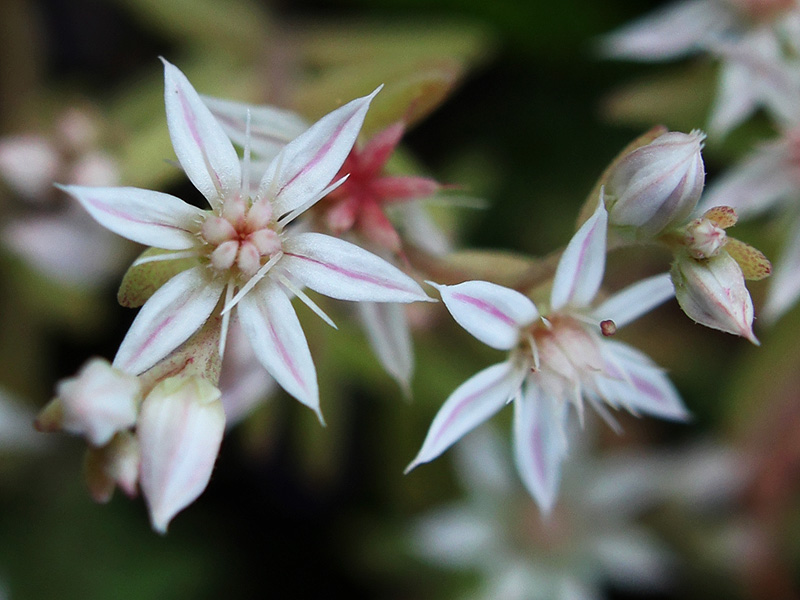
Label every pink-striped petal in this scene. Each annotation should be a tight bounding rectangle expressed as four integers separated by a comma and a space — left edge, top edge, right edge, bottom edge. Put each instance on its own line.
256, 88, 380, 217
138, 376, 225, 533
406, 361, 525, 472
162, 59, 242, 211
593, 273, 674, 329
201, 94, 308, 161
431, 280, 539, 350
597, 339, 690, 421
237, 282, 321, 420
551, 199, 608, 311
512, 382, 568, 515
113, 267, 225, 374
281, 232, 428, 303
58, 184, 204, 250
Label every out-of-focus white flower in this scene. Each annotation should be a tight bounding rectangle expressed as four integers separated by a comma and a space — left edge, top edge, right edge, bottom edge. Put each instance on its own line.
0, 388, 44, 452
407, 200, 688, 513
601, 0, 800, 136
0, 108, 127, 287
60, 60, 430, 422
138, 376, 225, 534
606, 130, 706, 238
409, 429, 750, 600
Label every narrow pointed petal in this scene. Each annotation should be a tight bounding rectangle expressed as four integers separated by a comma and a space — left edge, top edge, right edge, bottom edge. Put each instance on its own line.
371, 175, 441, 201
138, 377, 225, 533
162, 60, 242, 210
406, 362, 525, 472
59, 184, 204, 250
551, 199, 608, 311
598, 0, 733, 61
765, 224, 800, 322
281, 232, 428, 303
598, 339, 690, 421
358, 302, 414, 393
237, 282, 321, 420
257, 88, 380, 217
431, 280, 539, 350
360, 122, 405, 175
513, 383, 568, 515
201, 94, 308, 160
593, 273, 674, 329
113, 267, 225, 374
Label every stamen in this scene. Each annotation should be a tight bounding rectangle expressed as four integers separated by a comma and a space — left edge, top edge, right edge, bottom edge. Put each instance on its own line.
132, 250, 200, 266
279, 174, 350, 226
219, 280, 235, 357
276, 273, 337, 329
526, 332, 540, 371
221, 251, 283, 315
243, 109, 252, 195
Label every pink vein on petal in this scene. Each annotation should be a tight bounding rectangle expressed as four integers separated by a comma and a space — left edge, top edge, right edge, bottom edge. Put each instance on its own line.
86, 197, 193, 235
631, 373, 664, 405
265, 305, 307, 394
278, 112, 352, 196
430, 368, 510, 447
450, 292, 518, 327
564, 218, 599, 302
285, 252, 412, 293
177, 88, 224, 194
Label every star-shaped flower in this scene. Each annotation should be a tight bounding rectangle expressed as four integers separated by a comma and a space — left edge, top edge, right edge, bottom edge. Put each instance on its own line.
59, 60, 429, 420
407, 200, 689, 512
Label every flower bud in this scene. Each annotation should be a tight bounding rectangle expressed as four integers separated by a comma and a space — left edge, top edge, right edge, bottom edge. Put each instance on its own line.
138, 376, 225, 534
606, 130, 706, 237
45, 358, 142, 446
671, 252, 758, 344
84, 431, 141, 503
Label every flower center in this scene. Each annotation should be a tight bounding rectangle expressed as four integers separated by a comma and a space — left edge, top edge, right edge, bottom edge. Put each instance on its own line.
520, 315, 604, 391
199, 195, 282, 279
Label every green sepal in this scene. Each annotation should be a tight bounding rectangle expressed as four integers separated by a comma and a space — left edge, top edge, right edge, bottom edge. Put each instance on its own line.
117, 248, 197, 308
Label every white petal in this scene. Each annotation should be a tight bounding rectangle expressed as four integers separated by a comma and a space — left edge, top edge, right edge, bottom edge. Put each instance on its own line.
431, 280, 539, 350
699, 140, 795, 218
512, 383, 568, 515
201, 94, 308, 160
593, 273, 674, 329
406, 362, 524, 472
357, 302, 414, 393
281, 232, 428, 303
765, 222, 800, 322
237, 282, 321, 420
256, 88, 380, 217
58, 184, 204, 250
162, 59, 242, 210
592, 528, 675, 590
551, 199, 608, 311
598, 339, 690, 421
599, 0, 734, 61
113, 267, 224, 374
138, 377, 225, 533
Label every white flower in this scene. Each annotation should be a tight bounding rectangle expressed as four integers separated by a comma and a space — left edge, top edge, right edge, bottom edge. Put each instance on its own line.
407, 200, 688, 513
409, 428, 749, 600
59, 60, 429, 421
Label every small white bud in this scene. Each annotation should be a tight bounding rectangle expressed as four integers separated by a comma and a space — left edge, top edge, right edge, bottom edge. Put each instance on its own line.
607, 130, 706, 237
138, 376, 225, 534
671, 252, 758, 344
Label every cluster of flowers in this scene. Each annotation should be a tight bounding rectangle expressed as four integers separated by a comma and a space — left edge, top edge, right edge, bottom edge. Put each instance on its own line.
30, 59, 769, 534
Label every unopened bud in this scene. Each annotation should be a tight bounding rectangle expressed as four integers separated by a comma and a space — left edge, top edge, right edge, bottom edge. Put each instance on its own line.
138, 376, 225, 534
46, 358, 142, 446
84, 431, 141, 503
671, 252, 758, 344
606, 130, 706, 237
